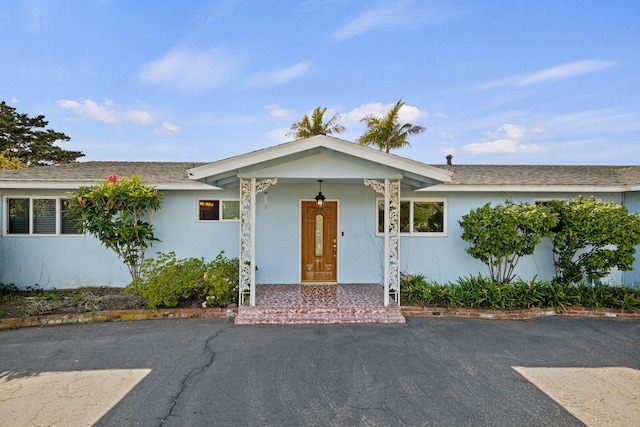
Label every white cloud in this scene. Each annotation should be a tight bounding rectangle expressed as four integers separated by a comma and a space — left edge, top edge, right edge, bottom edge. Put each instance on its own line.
463, 124, 546, 154
138, 46, 245, 94
58, 99, 154, 126
478, 60, 617, 90
11, 98, 19, 103
342, 102, 427, 123
247, 62, 312, 86
333, 0, 470, 41
155, 121, 180, 135
265, 104, 293, 119
519, 60, 616, 86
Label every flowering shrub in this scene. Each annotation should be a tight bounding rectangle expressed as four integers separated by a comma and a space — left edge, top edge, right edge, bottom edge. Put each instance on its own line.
125, 251, 239, 309
67, 174, 163, 280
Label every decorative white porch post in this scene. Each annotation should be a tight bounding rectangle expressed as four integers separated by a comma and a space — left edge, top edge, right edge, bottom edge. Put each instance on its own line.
364, 178, 401, 306
239, 177, 277, 306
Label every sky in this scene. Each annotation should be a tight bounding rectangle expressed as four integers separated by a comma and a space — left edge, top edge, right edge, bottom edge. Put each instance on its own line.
1, 0, 639, 165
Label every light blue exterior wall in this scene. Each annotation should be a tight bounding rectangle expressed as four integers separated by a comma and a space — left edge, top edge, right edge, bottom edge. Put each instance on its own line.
399, 190, 632, 284
0, 188, 239, 288
2, 185, 639, 289
623, 191, 640, 286
253, 182, 384, 284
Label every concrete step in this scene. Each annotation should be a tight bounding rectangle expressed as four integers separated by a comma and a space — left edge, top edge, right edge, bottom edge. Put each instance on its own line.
234, 306, 406, 325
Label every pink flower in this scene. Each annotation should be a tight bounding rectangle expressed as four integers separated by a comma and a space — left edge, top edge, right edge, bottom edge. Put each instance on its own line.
106, 174, 118, 184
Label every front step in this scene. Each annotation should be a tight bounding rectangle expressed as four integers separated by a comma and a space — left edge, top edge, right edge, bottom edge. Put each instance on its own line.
234, 306, 406, 325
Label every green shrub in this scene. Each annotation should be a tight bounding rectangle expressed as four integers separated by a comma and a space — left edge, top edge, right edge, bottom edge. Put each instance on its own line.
125, 251, 239, 309
400, 273, 640, 310
200, 252, 239, 308
0, 283, 19, 302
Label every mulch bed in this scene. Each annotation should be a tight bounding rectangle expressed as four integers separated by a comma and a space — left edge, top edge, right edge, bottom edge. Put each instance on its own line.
0, 287, 152, 319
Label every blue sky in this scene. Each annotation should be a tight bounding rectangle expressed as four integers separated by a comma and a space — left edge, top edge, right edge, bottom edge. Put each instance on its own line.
1, 0, 639, 165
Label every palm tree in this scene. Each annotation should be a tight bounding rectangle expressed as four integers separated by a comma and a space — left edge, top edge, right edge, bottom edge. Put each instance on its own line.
287, 106, 346, 139
357, 100, 425, 153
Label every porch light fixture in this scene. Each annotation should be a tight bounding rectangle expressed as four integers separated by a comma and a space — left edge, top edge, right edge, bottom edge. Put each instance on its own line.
315, 180, 326, 210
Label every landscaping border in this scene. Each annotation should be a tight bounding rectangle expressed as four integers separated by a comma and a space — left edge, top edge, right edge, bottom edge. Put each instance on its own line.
0, 307, 238, 330
401, 306, 640, 320
1, 306, 638, 330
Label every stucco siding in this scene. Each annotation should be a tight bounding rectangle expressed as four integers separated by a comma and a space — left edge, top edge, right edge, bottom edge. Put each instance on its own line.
0, 188, 241, 289
2, 185, 639, 289
253, 182, 383, 284
623, 191, 640, 285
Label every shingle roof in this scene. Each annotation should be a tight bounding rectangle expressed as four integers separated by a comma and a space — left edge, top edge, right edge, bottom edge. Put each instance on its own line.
0, 162, 207, 186
1, 161, 639, 189
431, 165, 640, 186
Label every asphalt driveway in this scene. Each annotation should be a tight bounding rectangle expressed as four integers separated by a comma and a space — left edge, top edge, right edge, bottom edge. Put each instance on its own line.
0, 317, 638, 426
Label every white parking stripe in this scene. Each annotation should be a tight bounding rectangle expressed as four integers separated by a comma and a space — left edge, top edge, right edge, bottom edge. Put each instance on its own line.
0, 369, 151, 427
513, 367, 640, 427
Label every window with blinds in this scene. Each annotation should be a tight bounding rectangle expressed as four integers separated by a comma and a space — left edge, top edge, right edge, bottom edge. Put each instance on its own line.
5, 197, 80, 235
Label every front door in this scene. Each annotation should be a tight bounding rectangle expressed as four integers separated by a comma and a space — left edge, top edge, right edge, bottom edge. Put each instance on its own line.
301, 201, 337, 282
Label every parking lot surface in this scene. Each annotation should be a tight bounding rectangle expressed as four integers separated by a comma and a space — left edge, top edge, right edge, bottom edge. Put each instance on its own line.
1, 317, 638, 426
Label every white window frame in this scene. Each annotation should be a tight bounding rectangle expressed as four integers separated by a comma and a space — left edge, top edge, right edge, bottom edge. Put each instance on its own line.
376, 197, 447, 236
3, 196, 81, 236
197, 198, 240, 222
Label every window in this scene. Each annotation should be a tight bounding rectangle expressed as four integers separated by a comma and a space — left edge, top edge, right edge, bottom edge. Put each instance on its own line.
198, 199, 240, 221
377, 199, 446, 235
5, 197, 80, 235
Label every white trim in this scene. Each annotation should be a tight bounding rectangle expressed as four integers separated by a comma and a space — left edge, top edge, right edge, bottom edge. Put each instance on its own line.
187, 135, 453, 183
0, 182, 217, 190
376, 197, 448, 236
2, 196, 82, 237
250, 178, 257, 306
384, 179, 390, 306
418, 184, 630, 193
196, 198, 240, 222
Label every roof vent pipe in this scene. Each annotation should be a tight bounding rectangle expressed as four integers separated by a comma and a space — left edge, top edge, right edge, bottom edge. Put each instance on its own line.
446, 154, 453, 166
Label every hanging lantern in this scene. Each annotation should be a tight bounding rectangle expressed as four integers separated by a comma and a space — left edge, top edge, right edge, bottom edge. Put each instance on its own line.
315, 180, 325, 210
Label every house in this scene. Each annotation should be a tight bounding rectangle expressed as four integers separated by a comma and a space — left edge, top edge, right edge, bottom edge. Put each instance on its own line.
1, 135, 639, 306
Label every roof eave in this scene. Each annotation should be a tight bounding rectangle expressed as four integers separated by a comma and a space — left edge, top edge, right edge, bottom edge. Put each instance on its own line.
417, 184, 631, 192
187, 136, 452, 183
0, 181, 217, 191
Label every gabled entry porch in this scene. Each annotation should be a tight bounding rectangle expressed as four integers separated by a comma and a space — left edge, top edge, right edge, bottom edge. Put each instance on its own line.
234, 283, 406, 324
186, 135, 452, 312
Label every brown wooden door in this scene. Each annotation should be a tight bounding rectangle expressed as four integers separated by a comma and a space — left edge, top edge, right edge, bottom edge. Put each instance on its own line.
301, 201, 337, 282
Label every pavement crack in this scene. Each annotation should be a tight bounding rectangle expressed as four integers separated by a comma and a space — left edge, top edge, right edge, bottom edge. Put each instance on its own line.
159, 329, 222, 425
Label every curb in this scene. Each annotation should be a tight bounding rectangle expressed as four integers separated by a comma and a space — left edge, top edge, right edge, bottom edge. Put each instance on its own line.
1, 306, 638, 330
0, 307, 238, 330
400, 306, 640, 320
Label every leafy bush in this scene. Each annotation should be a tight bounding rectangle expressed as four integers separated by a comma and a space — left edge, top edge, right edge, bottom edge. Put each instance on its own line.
67, 174, 164, 280
544, 197, 640, 284
0, 283, 19, 302
125, 251, 239, 309
400, 273, 640, 310
459, 201, 557, 283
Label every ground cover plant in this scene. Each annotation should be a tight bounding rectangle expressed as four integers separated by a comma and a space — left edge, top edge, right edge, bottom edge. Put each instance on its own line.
125, 251, 239, 309
400, 273, 640, 310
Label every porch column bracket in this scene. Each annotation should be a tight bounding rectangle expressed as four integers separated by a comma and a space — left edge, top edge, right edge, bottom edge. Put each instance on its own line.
239, 177, 278, 306
364, 178, 401, 306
